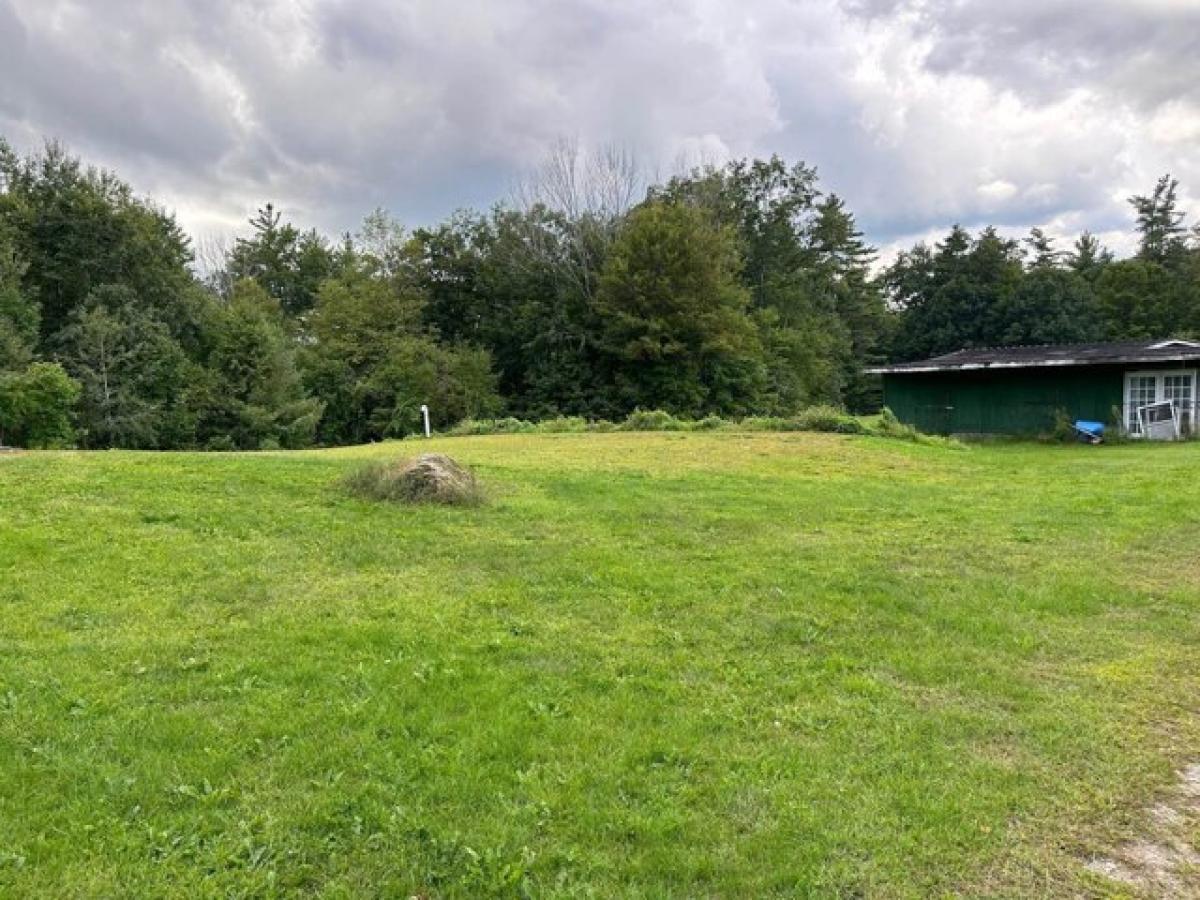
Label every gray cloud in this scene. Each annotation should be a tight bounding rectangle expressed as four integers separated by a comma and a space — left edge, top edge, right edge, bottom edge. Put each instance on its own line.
881, 0, 1200, 110
0, 0, 1196, 259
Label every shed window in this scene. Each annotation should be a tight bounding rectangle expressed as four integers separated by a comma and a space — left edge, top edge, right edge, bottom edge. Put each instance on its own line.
1124, 370, 1197, 436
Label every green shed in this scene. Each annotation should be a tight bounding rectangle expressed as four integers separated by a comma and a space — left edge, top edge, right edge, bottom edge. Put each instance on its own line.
868, 340, 1200, 438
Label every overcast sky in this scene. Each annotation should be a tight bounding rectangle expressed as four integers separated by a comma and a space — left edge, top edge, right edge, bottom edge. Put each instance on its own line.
2, 0, 1198, 259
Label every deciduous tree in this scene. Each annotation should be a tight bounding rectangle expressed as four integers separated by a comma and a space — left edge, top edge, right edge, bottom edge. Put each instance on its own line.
595, 200, 765, 416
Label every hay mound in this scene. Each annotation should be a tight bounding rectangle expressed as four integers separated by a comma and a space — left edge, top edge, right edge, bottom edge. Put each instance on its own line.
344, 453, 483, 506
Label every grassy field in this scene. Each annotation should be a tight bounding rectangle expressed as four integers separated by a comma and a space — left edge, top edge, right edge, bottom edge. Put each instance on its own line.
2, 433, 1200, 897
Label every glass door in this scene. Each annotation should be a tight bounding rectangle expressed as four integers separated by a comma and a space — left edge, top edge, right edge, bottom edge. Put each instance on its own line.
1163, 373, 1195, 433
1125, 374, 1157, 434
1124, 370, 1197, 437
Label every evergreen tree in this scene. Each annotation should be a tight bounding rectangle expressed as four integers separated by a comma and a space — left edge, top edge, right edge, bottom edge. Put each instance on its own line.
197, 280, 323, 449
1084, 177, 1199, 338
1068, 232, 1112, 281
1131, 175, 1188, 266
1023, 228, 1065, 270
810, 194, 887, 409
655, 157, 872, 410
55, 285, 196, 448
226, 204, 338, 315
886, 226, 1023, 358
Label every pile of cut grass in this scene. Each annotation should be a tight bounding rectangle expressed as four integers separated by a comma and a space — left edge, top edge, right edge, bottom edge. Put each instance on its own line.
342, 453, 484, 506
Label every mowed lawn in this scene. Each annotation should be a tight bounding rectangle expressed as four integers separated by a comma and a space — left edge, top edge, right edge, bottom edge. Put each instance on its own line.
2, 434, 1200, 897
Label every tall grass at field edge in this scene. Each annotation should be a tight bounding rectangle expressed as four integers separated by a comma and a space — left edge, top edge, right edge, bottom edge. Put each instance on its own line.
447, 406, 961, 447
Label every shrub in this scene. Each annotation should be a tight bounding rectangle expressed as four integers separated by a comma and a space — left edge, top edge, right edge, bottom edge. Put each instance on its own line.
532, 416, 589, 433
792, 404, 863, 434
1048, 408, 1075, 443
875, 407, 902, 432
449, 417, 534, 436
1104, 405, 1136, 443
343, 454, 483, 506
0, 362, 80, 448
739, 416, 796, 432
692, 414, 730, 431
872, 407, 921, 441
491, 417, 534, 434
620, 409, 687, 431
204, 434, 237, 452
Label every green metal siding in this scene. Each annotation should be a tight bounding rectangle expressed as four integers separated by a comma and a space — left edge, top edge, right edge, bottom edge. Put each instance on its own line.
883, 366, 1127, 434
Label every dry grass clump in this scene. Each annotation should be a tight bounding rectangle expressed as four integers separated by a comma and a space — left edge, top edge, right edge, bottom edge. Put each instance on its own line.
342, 453, 483, 506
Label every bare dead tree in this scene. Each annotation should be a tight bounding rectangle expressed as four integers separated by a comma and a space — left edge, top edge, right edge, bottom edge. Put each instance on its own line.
191, 232, 236, 298
514, 137, 645, 225
510, 137, 647, 304
664, 143, 722, 186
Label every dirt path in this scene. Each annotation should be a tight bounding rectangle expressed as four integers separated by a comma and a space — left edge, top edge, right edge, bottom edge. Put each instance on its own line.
1085, 765, 1200, 896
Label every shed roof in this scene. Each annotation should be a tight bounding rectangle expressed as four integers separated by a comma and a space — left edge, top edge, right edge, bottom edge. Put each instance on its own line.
867, 339, 1200, 375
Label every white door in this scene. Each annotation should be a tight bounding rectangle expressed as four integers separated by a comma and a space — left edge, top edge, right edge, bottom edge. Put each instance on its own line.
1124, 370, 1197, 437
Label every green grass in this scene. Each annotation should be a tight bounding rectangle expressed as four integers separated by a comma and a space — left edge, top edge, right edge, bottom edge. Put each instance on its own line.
2, 433, 1199, 897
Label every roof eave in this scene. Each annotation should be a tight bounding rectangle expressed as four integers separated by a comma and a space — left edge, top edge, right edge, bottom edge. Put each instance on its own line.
867, 353, 1200, 376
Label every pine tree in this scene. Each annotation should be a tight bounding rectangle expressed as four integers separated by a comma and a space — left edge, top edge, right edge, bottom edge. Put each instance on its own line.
55, 286, 195, 448
810, 195, 886, 410
198, 279, 322, 449
1023, 228, 1064, 270
227, 205, 337, 315
885, 226, 1023, 358
1130, 175, 1188, 266
1068, 232, 1112, 281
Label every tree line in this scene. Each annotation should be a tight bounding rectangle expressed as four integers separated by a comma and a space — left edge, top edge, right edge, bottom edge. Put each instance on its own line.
0, 137, 1197, 448
886, 176, 1200, 361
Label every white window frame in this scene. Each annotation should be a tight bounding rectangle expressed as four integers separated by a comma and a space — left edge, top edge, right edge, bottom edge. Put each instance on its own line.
1124, 369, 1197, 437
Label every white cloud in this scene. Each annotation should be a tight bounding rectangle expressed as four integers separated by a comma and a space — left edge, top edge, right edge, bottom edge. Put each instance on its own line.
978, 180, 1019, 203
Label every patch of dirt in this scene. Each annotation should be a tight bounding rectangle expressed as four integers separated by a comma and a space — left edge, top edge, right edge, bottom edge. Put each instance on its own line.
1084, 763, 1200, 896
